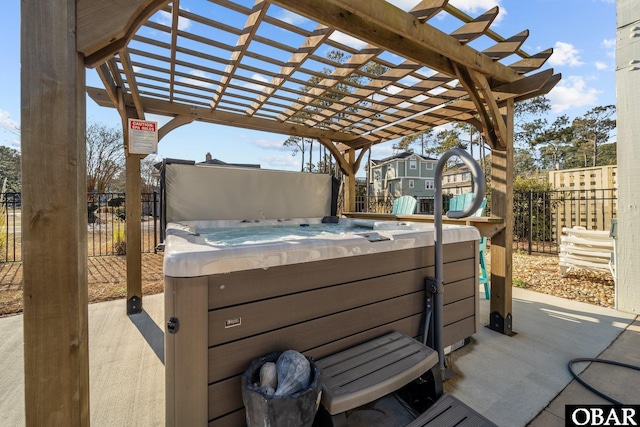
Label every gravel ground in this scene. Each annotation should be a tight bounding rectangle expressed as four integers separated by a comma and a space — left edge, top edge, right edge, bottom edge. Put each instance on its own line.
508, 251, 615, 308
0, 251, 615, 317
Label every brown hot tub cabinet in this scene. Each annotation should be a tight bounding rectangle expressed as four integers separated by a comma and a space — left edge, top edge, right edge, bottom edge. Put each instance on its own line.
164, 224, 480, 427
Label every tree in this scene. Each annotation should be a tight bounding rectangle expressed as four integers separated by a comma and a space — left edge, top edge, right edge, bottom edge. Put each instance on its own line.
514, 96, 551, 149
533, 115, 574, 170
571, 105, 616, 167
141, 155, 161, 193
86, 122, 124, 192
434, 128, 467, 168
0, 146, 21, 192
453, 122, 482, 159
513, 148, 538, 177
284, 49, 389, 168
283, 136, 307, 172
392, 137, 415, 155
394, 129, 436, 156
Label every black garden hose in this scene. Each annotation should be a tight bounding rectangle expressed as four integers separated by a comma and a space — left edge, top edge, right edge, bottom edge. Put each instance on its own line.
568, 358, 640, 405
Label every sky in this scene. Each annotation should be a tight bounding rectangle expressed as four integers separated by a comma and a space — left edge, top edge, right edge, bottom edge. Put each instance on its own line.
0, 0, 617, 176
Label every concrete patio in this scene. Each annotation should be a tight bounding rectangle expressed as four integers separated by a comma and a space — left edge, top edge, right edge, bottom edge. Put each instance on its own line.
0, 288, 637, 426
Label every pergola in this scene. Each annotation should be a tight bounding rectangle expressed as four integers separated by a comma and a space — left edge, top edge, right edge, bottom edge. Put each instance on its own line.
21, 0, 559, 424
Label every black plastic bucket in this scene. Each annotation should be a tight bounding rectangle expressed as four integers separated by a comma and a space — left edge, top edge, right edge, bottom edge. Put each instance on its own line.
241, 352, 323, 427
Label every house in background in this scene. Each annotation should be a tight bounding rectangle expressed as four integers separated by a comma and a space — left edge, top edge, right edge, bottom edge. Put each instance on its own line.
199, 152, 261, 168
369, 153, 437, 211
442, 164, 474, 196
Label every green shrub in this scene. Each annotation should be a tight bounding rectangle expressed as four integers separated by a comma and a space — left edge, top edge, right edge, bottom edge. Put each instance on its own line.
513, 278, 528, 288
108, 197, 125, 208
114, 208, 126, 221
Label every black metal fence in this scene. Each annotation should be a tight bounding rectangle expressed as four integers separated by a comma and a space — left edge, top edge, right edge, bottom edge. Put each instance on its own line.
514, 188, 617, 254
356, 189, 617, 255
3, 188, 617, 262
0, 192, 159, 262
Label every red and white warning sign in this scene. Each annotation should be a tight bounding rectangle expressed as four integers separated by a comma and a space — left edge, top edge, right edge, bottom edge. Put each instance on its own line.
128, 119, 158, 155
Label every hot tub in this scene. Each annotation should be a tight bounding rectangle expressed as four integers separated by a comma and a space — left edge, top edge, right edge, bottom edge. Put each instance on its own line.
164, 217, 481, 427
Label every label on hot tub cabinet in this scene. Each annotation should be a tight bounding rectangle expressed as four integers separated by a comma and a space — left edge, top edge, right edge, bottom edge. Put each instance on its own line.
225, 317, 242, 328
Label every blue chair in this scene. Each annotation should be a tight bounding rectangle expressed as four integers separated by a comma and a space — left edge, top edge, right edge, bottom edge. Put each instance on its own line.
449, 193, 490, 299
392, 195, 417, 215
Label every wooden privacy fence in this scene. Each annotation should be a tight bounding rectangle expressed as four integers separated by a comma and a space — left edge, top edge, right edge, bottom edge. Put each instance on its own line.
0, 192, 160, 262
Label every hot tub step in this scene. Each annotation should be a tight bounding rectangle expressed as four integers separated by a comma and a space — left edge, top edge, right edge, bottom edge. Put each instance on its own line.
316, 331, 439, 416
406, 393, 497, 427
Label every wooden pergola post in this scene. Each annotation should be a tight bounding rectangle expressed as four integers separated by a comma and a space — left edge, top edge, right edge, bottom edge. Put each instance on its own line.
21, 0, 90, 424
120, 108, 144, 314
488, 99, 515, 335
343, 148, 357, 212
125, 151, 144, 314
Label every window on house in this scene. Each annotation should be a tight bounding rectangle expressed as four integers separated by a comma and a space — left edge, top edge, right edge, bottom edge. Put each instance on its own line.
425, 180, 434, 190
409, 160, 417, 169
426, 162, 433, 170
409, 180, 415, 188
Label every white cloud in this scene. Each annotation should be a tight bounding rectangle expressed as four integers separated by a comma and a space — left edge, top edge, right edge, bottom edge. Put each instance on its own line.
0, 111, 20, 150
449, 0, 506, 23
549, 41, 584, 67
602, 38, 616, 58
594, 61, 609, 71
386, 0, 420, 10
547, 75, 600, 113
155, 8, 192, 31
382, 85, 403, 95
178, 70, 215, 88
387, 0, 506, 23
0, 110, 19, 133
276, 10, 309, 26
328, 31, 367, 50
253, 138, 290, 151
260, 154, 300, 169
371, 143, 394, 160
243, 74, 269, 92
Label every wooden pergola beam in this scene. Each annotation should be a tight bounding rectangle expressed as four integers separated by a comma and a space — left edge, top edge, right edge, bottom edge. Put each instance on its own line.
409, 0, 449, 23
270, 0, 523, 83
211, 0, 270, 109
246, 24, 333, 116
453, 63, 502, 149
87, 86, 377, 147
159, 115, 196, 141
278, 44, 383, 122
119, 49, 146, 120
78, 0, 170, 67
